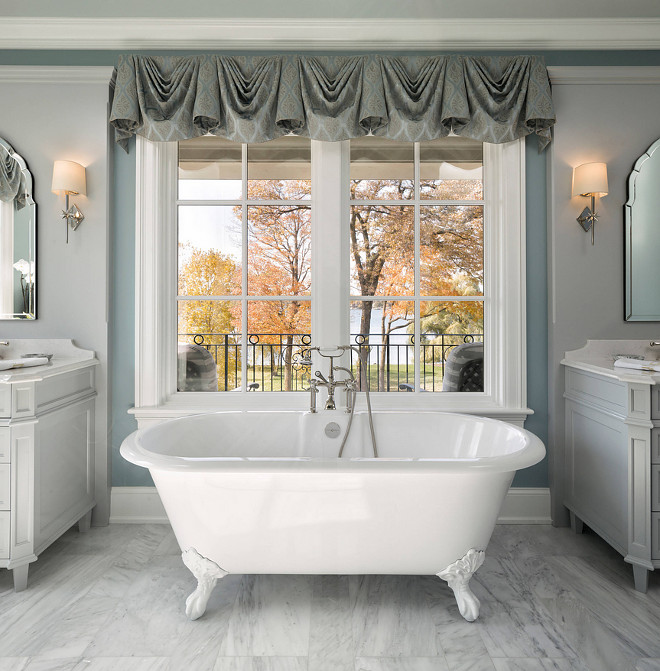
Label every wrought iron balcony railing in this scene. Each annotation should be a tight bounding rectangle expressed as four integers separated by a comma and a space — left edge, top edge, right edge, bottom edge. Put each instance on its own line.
178, 332, 483, 392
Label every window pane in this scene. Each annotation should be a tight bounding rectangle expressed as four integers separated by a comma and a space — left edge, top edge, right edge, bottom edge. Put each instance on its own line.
419, 300, 484, 392
178, 206, 242, 296
178, 136, 242, 200
350, 138, 413, 200
177, 300, 242, 392
247, 206, 311, 296
247, 300, 311, 391
350, 205, 414, 296
247, 136, 311, 200
420, 137, 483, 200
420, 205, 483, 296
350, 300, 414, 392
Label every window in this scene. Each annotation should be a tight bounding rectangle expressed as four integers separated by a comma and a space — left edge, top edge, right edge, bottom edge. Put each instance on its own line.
134, 135, 527, 420
176, 136, 311, 392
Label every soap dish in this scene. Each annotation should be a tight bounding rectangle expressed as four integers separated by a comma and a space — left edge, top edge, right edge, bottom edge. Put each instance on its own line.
613, 354, 644, 361
21, 353, 53, 361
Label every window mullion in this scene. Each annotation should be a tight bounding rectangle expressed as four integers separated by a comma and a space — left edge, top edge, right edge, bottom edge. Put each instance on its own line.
311, 140, 350, 356
414, 142, 421, 393
241, 143, 248, 394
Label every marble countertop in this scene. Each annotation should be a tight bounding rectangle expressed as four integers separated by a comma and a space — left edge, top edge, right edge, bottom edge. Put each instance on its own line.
0, 338, 97, 383
561, 339, 660, 385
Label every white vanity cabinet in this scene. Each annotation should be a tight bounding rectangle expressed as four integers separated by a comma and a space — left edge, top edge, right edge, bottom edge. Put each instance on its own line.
562, 340, 660, 592
0, 339, 97, 591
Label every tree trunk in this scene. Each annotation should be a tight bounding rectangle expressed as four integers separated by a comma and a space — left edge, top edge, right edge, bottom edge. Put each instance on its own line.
358, 301, 373, 391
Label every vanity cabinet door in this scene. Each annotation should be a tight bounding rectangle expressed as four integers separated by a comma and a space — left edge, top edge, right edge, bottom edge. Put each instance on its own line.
0, 464, 9, 510
0, 429, 9, 462
653, 465, 660, 512
0, 512, 8, 559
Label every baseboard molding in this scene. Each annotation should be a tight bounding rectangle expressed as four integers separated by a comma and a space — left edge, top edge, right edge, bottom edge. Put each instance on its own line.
110, 486, 551, 525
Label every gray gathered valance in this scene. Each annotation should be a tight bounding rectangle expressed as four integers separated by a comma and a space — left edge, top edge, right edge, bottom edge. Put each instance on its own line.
110, 54, 555, 151
0, 143, 27, 210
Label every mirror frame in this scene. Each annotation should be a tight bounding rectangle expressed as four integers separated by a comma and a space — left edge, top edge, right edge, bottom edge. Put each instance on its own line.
625, 138, 660, 322
0, 138, 36, 320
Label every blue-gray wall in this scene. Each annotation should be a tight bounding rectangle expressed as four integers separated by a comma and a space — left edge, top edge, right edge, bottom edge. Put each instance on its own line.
2, 49, 659, 488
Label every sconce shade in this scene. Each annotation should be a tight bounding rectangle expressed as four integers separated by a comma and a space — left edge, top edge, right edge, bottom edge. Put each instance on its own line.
51, 160, 86, 196
572, 162, 608, 197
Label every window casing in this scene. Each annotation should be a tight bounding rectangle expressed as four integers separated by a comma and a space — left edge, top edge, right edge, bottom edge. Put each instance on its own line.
132, 136, 529, 425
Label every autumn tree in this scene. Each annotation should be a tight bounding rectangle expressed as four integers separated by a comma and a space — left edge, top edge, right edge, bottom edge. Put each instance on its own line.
350, 176, 483, 389
242, 178, 311, 390
178, 245, 240, 389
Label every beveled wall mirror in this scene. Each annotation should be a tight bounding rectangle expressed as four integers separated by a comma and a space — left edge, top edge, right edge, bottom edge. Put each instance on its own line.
625, 138, 660, 321
0, 137, 36, 320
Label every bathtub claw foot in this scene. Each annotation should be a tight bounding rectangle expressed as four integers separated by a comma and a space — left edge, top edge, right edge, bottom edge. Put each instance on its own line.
181, 548, 228, 620
437, 549, 485, 622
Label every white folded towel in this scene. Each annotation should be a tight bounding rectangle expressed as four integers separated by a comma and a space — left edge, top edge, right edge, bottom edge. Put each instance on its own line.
613, 357, 660, 372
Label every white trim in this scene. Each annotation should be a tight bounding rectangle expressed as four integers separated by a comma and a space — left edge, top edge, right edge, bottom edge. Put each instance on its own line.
497, 488, 552, 525
133, 136, 527, 420
548, 66, 660, 85
1, 17, 659, 51
0, 66, 114, 84
110, 485, 551, 525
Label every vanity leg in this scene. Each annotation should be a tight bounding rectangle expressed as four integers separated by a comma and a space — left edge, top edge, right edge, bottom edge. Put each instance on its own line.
78, 510, 92, 533
633, 565, 649, 593
569, 511, 584, 534
12, 564, 29, 592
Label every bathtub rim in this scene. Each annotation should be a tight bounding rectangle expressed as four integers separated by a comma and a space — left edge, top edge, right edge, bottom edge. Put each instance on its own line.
120, 410, 546, 475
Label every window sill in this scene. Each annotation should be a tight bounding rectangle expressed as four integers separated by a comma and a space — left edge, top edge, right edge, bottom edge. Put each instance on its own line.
129, 393, 533, 429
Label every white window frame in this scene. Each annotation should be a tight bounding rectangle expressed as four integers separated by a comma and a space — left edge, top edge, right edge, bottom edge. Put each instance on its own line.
131, 135, 529, 427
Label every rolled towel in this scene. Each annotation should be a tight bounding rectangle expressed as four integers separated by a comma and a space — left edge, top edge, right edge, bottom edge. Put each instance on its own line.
614, 357, 660, 372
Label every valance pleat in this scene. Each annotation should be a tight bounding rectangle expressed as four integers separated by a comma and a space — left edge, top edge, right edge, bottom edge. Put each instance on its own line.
110, 53, 555, 150
0, 143, 27, 210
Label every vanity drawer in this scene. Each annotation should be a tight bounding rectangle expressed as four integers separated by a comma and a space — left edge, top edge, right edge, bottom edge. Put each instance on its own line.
0, 464, 8, 510
0, 511, 8, 559
653, 465, 660, 512
0, 429, 8, 463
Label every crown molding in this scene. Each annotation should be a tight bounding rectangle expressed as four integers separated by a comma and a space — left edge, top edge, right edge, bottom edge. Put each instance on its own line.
0, 17, 659, 51
0, 66, 114, 83
548, 66, 660, 84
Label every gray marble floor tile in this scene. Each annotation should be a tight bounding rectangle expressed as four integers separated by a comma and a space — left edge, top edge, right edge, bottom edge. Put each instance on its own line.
355, 658, 450, 670
489, 525, 618, 560
491, 659, 588, 671
85, 556, 241, 665
219, 575, 313, 657
352, 576, 443, 658
444, 657, 496, 671
431, 606, 489, 659
0, 659, 29, 671
476, 600, 574, 660
22, 659, 80, 671
71, 659, 171, 671
545, 555, 660, 658
540, 593, 636, 671
308, 576, 354, 671
637, 660, 660, 671
213, 657, 308, 671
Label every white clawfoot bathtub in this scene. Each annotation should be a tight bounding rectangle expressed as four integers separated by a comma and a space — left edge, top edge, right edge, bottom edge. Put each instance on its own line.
120, 410, 545, 622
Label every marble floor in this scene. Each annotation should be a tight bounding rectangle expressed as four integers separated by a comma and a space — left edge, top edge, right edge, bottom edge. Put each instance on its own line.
0, 524, 659, 671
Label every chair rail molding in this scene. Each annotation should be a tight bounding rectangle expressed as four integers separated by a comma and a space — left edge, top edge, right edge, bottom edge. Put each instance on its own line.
0, 18, 659, 51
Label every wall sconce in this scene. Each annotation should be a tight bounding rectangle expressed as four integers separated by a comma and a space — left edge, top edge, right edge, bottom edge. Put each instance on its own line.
51, 160, 86, 244
572, 162, 608, 245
